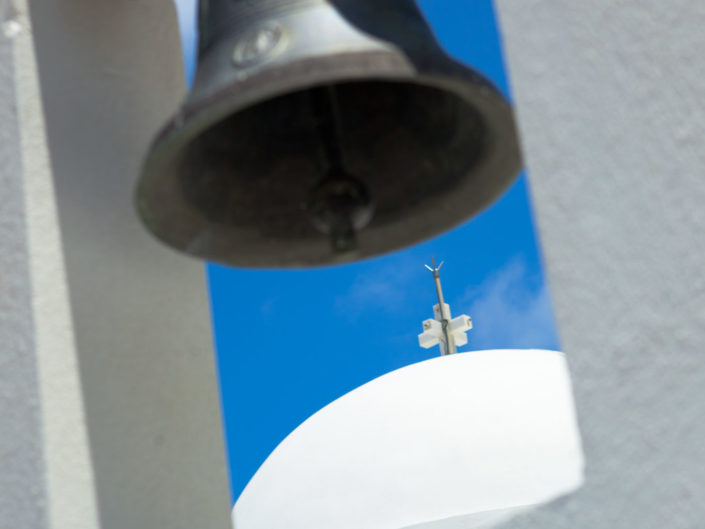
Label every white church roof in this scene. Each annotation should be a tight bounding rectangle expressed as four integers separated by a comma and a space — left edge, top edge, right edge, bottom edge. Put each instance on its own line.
233, 349, 584, 529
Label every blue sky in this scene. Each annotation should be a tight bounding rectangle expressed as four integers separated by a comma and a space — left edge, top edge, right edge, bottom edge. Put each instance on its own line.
174, 0, 559, 503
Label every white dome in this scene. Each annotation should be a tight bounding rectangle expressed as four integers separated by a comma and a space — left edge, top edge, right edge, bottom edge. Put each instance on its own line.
233, 350, 584, 529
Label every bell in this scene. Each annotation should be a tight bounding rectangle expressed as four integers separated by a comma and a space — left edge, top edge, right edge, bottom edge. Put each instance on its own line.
136, 0, 522, 268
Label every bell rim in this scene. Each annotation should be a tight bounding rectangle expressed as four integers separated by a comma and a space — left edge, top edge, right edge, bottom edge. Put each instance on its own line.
137, 50, 522, 268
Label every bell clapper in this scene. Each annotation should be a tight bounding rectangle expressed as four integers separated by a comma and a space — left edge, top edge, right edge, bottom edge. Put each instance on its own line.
307, 176, 373, 255
306, 85, 374, 254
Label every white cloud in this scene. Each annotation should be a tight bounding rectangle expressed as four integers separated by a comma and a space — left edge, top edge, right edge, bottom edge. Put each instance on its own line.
333, 256, 560, 352
459, 259, 560, 351
334, 258, 423, 320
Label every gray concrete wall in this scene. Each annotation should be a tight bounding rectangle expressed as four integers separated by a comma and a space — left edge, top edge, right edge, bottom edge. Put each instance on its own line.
2, 3, 101, 527
0, 18, 50, 529
494, 1, 705, 527
27, 0, 232, 526
0, 1, 232, 527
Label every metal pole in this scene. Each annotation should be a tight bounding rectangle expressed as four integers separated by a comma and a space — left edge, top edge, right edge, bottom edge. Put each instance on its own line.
430, 258, 456, 355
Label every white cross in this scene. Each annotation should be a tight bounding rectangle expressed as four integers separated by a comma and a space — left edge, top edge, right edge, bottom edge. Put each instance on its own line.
417, 260, 472, 356
418, 304, 473, 354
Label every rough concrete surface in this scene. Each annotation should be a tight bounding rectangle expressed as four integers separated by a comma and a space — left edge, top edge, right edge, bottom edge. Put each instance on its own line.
494, 1, 705, 527
26, 0, 232, 527
13, 1, 101, 527
0, 20, 48, 529
0, 1, 232, 528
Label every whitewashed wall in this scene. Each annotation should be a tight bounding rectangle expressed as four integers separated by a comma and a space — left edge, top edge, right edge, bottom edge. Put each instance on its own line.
4, 0, 705, 527
0, 1, 231, 528
495, 1, 705, 527
1, 11, 53, 527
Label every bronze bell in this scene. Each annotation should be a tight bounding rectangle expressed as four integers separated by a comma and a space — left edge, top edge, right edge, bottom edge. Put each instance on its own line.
136, 0, 522, 268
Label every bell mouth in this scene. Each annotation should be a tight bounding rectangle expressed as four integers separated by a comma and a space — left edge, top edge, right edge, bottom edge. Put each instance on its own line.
138, 75, 520, 268
182, 79, 484, 239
